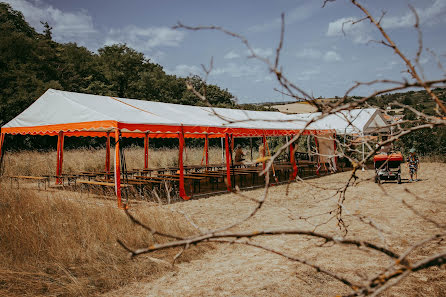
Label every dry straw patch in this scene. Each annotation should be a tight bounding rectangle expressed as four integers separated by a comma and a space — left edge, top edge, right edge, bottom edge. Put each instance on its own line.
0, 187, 203, 296
3, 146, 226, 177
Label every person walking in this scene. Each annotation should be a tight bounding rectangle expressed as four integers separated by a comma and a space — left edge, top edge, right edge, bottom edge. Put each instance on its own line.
407, 148, 419, 182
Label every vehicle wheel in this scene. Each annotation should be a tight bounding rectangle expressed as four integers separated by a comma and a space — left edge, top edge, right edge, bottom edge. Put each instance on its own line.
374, 175, 379, 183
397, 175, 402, 184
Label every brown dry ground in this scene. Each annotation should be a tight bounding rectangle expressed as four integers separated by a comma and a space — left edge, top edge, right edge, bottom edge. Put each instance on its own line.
104, 162, 446, 297
271, 102, 318, 114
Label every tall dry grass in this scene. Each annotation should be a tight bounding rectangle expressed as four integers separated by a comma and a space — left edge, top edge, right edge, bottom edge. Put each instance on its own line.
0, 187, 202, 296
2, 146, 236, 177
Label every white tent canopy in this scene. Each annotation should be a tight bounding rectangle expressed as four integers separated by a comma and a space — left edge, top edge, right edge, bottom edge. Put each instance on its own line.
295, 108, 389, 135
1, 89, 389, 137
0, 89, 391, 206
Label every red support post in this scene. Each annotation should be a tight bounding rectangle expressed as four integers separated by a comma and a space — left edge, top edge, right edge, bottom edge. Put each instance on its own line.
289, 136, 298, 180
0, 133, 5, 162
225, 133, 232, 191
105, 132, 111, 174
114, 129, 123, 208
262, 134, 267, 171
0, 133, 4, 185
144, 133, 149, 169
333, 133, 338, 171
205, 134, 209, 168
314, 134, 320, 176
178, 127, 190, 200
56, 131, 64, 184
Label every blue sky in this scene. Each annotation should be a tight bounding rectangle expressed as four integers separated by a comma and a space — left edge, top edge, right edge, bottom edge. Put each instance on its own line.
4, 0, 446, 103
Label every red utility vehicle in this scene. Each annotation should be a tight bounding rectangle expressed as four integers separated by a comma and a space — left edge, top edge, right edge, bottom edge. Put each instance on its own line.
373, 153, 404, 184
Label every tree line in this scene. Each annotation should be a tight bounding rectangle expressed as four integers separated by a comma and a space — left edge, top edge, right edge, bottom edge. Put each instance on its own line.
0, 3, 239, 128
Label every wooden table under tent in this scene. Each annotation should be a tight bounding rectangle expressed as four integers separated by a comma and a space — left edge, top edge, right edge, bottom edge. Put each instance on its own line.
0, 89, 389, 208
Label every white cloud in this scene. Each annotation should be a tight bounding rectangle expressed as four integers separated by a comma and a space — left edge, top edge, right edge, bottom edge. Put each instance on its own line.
382, 0, 446, 29
326, 17, 371, 44
296, 48, 322, 59
245, 47, 273, 58
327, 0, 446, 44
212, 62, 259, 77
105, 26, 185, 54
165, 64, 202, 77
249, 2, 318, 32
224, 50, 240, 59
323, 51, 341, 62
296, 48, 341, 62
296, 68, 321, 81
4, 0, 97, 42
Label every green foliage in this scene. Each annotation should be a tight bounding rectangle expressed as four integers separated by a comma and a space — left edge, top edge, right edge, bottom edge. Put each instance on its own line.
0, 3, 236, 129
368, 88, 446, 116
374, 89, 446, 158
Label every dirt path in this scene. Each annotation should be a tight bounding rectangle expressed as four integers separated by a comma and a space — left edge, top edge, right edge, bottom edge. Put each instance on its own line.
105, 163, 446, 297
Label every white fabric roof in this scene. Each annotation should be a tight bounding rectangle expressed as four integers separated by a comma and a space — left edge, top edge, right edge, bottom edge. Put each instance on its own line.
295, 108, 389, 135
2, 89, 389, 135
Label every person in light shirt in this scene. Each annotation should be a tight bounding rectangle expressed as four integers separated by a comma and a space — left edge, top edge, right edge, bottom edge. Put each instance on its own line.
407, 148, 419, 182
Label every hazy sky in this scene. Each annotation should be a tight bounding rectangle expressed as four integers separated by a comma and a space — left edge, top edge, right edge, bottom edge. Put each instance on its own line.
4, 0, 446, 103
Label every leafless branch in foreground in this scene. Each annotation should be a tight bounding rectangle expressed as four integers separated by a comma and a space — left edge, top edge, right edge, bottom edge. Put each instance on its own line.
118, 1, 446, 296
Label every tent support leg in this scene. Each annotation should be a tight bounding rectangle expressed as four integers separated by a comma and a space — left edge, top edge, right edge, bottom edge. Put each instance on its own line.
314, 135, 320, 176
362, 132, 365, 171
144, 133, 149, 169
250, 137, 253, 162
105, 132, 111, 175
114, 129, 123, 208
0, 133, 5, 176
290, 135, 298, 180
205, 134, 209, 168
221, 137, 224, 163
262, 134, 266, 171
56, 131, 64, 185
179, 127, 190, 200
230, 134, 235, 188
333, 133, 338, 172
225, 133, 231, 191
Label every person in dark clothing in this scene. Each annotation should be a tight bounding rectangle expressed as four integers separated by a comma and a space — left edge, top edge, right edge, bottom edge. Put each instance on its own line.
407, 148, 419, 182
234, 144, 246, 164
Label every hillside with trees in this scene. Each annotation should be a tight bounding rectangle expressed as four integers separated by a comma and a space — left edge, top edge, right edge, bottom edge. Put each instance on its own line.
0, 3, 238, 128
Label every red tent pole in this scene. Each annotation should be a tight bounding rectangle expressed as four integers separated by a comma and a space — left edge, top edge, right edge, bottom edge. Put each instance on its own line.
0, 133, 5, 159
225, 133, 231, 191
144, 133, 149, 169
262, 134, 267, 171
179, 127, 190, 200
0, 133, 5, 168
105, 132, 111, 174
314, 134, 320, 176
290, 135, 298, 180
56, 131, 64, 184
114, 129, 123, 208
0, 133, 4, 189
205, 134, 209, 168
333, 133, 338, 171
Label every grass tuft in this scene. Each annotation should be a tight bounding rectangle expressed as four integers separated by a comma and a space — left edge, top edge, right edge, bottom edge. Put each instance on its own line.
0, 187, 202, 296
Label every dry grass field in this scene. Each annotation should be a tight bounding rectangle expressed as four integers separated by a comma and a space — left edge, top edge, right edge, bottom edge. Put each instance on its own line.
0, 187, 207, 297
271, 98, 341, 114
271, 102, 318, 114
2, 146, 230, 177
1, 148, 445, 296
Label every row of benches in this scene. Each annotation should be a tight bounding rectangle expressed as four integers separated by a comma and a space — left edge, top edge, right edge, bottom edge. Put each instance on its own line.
5, 161, 323, 198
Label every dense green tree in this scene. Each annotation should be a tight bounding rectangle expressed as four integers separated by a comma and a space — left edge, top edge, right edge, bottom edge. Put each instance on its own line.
0, 3, 238, 149
0, 3, 237, 127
